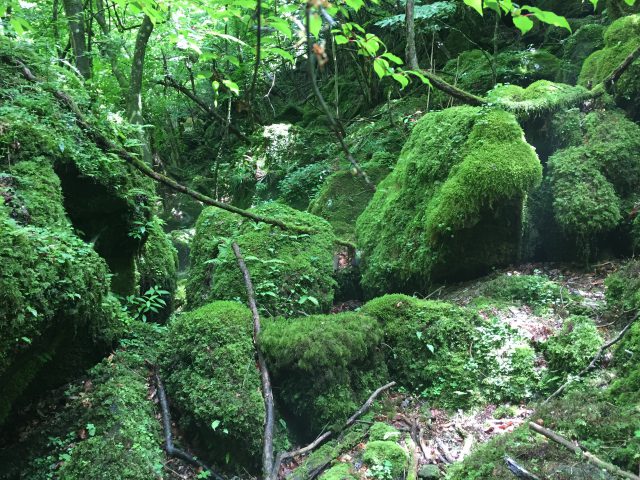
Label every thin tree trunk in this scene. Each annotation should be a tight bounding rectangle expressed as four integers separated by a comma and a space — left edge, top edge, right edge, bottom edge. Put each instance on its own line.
405, 0, 419, 70
127, 14, 154, 163
94, 0, 127, 89
62, 0, 91, 79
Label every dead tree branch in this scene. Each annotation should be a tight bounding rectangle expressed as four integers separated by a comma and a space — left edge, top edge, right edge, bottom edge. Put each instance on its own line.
529, 422, 640, 480
603, 44, 640, 93
304, 5, 375, 191
153, 371, 225, 480
232, 242, 275, 480
271, 381, 396, 479
248, 0, 262, 103
544, 311, 639, 404
504, 456, 541, 480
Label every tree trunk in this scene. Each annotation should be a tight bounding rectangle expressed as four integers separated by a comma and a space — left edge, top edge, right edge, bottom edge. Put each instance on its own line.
62, 0, 91, 79
405, 0, 419, 70
127, 14, 154, 163
94, 0, 127, 89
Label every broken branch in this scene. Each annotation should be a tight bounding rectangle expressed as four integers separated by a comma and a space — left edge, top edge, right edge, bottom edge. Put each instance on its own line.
529, 422, 640, 480
504, 456, 541, 480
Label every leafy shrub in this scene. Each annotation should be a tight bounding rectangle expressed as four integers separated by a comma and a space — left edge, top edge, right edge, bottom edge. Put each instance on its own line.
260, 312, 387, 433
187, 202, 337, 317
481, 274, 564, 311
278, 162, 332, 210
541, 315, 603, 377
161, 301, 264, 470
356, 107, 541, 296
361, 295, 538, 408
363, 441, 409, 479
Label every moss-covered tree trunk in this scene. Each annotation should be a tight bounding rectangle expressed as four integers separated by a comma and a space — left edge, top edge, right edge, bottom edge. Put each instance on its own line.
62, 0, 91, 79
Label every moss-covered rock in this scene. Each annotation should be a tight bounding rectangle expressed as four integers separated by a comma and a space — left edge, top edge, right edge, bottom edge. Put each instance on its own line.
362, 295, 538, 408
187, 202, 337, 317
363, 441, 409, 478
161, 301, 264, 470
0, 322, 165, 480
260, 312, 388, 434
579, 14, 640, 120
319, 463, 358, 480
542, 315, 603, 376
561, 23, 605, 84
369, 422, 401, 442
606, 0, 640, 19
356, 107, 541, 296
443, 49, 562, 95
136, 219, 178, 322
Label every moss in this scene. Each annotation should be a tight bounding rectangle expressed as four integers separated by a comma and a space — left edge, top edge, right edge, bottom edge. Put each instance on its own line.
369, 422, 401, 442
363, 441, 409, 478
356, 107, 541, 296
579, 14, 640, 120
606, 0, 640, 19
278, 162, 333, 210
561, 24, 605, 84
57, 325, 165, 480
188, 202, 337, 317
542, 315, 603, 377
320, 463, 358, 480
605, 260, 640, 312
136, 219, 178, 322
161, 301, 264, 470
443, 49, 562, 95
361, 295, 538, 408
480, 274, 564, 311
260, 312, 388, 434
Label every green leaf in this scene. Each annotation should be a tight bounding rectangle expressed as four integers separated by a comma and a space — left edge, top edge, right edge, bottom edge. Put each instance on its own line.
512, 14, 534, 34
381, 52, 403, 65
416, 331, 423, 340
406, 70, 431, 86
268, 17, 292, 39
373, 57, 388, 78
334, 34, 349, 45
392, 73, 409, 89
222, 79, 240, 95
463, 0, 484, 15
522, 6, 571, 32
623, 0, 636, 5
268, 47, 294, 63
309, 13, 322, 38
344, 0, 365, 11
211, 420, 221, 431
427, 344, 435, 354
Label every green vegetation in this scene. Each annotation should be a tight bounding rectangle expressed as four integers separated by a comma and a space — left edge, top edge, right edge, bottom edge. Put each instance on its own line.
187, 202, 337, 316
362, 295, 538, 408
579, 14, 640, 119
357, 107, 541, 296
480, 273, 565, 312
363, 441, 409, 478
260, 312, 387, 432
161, 301, 264, 470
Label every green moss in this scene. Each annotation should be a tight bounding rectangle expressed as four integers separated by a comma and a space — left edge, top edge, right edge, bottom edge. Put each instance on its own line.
606, 0, 640, 19
561, 24, 605, 84
542, 315, 603, 376
362, 295, 538, 408
480, 274, 567, 313
188, 202, 337, 317
278, 162, 332, 210
363, 441, 409, 478
606, 260, 640, 312
136, 219, 178, 322
579, 14, 640, 119
320, 463, 358, 480
369, 422, 401, 442
443, 49, 562, 95
161, 301, 264, 470
356, 107, 541, 295
260, 312, 387, 433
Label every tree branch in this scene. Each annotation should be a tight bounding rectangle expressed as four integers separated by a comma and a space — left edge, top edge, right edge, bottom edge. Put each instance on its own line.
529, 422, 640, 480
543, 311, 639, 404
232, 242, 275, 480
248, 0, 262, 103
602, 44, 640, 93
157, 75, 248, 142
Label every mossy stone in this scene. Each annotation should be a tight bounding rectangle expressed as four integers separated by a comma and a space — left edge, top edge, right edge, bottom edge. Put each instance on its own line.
320, 463, 358, 480
363, 441, 409, 478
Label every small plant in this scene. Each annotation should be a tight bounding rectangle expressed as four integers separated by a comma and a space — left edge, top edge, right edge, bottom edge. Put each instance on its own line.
367, 460, 394, 480
122, 285, 169, 322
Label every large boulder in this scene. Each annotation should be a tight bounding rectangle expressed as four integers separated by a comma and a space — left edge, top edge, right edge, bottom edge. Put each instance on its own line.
356, 107, 541, 296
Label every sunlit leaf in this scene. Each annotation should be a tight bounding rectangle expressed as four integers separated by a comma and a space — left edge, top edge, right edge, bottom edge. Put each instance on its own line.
309, 12, 322, 38
381, 52, 403, 65
334, 34, 349, 45
463, 0, 483, 15
522, 6, 571, 32
512, 14, 534, 34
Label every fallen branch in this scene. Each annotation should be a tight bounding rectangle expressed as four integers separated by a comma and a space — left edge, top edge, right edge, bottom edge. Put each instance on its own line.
271, 381, 396, 479
529, 422, 640, 480
153, 371, 225, 480
504, 456, 541, 480
232, 242, 275, 480
544, 311, 639, 404
603, 44, 640, 93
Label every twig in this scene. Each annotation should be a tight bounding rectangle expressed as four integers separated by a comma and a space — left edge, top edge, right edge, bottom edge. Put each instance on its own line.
544, 311, 639, 404
603, 44, 640, 93
232, 242, 275, 480
304, 4, 375, 191
504, 456, 541, 480
529, 422, 640, 480
271, 381, 396, 478
248, 0, 262, 103
152, 371, 224, 480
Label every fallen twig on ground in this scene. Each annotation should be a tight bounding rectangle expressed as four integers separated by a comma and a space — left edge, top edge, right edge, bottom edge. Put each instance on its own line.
504, 456, 541, 480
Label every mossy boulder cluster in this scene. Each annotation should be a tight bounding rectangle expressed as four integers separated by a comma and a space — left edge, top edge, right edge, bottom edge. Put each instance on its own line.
579, 14, 640, 119
356, 107, 542, 296
186, 202, 337, 316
